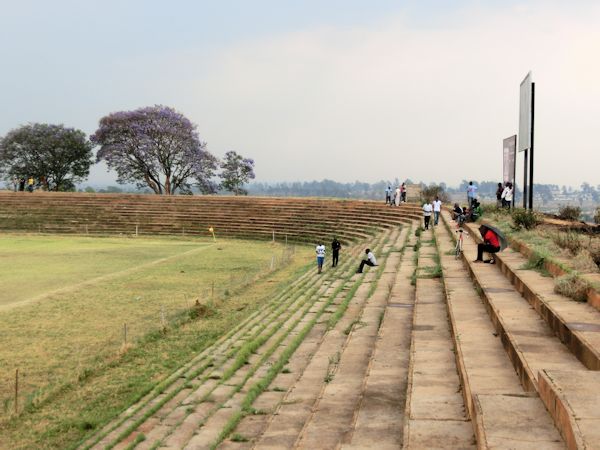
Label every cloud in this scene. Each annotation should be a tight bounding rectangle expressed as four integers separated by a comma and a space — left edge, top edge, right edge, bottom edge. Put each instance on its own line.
5, 2, 600, 188
151, 2, 600, 187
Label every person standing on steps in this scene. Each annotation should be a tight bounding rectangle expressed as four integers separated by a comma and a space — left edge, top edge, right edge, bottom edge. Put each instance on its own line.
385, 185, 392, 205
432, 196, 442, 226
496, 182, 504, 207
27, 176, 35, 192
401, 182, 407, 202
467, 181, 478, 208
356, 248, 377, 273
316, 242, 326, 274
422, 199, 433, 230
331, 236, 341, 267
394, 185, 401, 207
501, 182, 513, 209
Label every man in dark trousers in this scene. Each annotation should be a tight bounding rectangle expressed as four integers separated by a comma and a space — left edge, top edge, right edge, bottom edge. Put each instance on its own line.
331, 237, 341, 267
356, 248, 377, 273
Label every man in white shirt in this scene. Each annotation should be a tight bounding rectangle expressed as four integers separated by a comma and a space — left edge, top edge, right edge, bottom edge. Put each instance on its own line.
501, 182, 513, 209
432, 196, 442, 226
422, 200, 433, 230
467, 181, 478, 208
357, 248, 377, 273
316, 242, 325, 274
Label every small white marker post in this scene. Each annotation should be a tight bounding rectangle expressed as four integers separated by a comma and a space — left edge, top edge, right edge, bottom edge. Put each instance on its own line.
14, 368, 18, 415
135, 225, 139, 237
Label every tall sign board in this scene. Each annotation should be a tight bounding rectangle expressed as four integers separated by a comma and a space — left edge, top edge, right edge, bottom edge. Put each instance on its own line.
503, 135, 516, 184
519, 72, 533, 152
518, 72, 535, 209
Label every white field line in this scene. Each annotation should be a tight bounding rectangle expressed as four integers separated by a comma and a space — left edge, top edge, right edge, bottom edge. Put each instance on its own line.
0, 244, 216, 312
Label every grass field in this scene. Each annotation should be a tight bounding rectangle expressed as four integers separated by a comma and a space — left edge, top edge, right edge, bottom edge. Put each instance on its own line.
0, 233, 313, 449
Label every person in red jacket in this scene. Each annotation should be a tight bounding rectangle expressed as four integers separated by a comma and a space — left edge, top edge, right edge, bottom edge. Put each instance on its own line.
474, 228, 500, 264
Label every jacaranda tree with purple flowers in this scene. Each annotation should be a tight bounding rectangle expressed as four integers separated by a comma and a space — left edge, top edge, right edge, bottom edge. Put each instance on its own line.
220, 151, 255, 195
91, 105, 219, 195
0, 123, 93, 191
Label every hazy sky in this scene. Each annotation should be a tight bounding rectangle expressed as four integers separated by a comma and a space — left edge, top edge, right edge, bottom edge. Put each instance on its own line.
1, 0, 599, 188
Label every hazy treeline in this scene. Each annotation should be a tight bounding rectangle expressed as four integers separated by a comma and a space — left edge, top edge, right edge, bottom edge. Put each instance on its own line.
249, 179, 600, 205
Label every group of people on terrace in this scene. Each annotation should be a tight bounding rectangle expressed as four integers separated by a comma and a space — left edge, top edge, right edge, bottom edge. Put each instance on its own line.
10, 175, 37, 192
385, 183, 407, 206
315, 237, 377, 275
315, 180, 506, 274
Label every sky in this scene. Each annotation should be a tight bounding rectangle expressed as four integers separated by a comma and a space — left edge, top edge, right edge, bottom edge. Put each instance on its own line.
1, 0, 599, 188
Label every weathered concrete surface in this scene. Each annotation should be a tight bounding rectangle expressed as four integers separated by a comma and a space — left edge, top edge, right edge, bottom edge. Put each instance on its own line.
296, 231, 407, 449
443, 210, 586, 394
539, 369, 600, 450
403, 232, 475, 449
342, 229, 416, 449
435, 216, 565, 449
462, 220, 600, 371
474, 393, 564, 450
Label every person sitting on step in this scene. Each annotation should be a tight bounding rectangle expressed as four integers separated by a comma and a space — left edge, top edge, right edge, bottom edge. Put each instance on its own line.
356, 248, 377, 273
473, 228, 500, 264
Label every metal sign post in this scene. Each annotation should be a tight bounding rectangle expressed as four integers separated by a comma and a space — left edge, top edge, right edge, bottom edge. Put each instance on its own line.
529, 82, 535, 210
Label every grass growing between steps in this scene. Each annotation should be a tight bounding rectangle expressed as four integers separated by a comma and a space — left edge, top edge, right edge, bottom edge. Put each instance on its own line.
0, 239, 313, 450
211, 232, 396, 449
94, 250, 334, 449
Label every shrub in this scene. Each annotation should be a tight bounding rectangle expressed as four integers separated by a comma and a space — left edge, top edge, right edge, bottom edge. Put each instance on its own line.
512, 209, 541, 230
554, 273, 590, 302
421, 184, 449, 203
481, 204, 511, 216
590, 244, 600, 269
558, 205, 581, 221
551, 232, 582, 255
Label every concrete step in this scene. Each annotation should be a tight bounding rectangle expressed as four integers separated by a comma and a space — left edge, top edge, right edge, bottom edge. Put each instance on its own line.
295, 229, 408, 449
538, 369, 600, 450
341, 225, 416, 449
461, 220, 600, 370
241, 228, 408, 449
434, 218, 565, 449
439, 211, 587, 393
402, 228, 475, 449
123, 230, 396, 449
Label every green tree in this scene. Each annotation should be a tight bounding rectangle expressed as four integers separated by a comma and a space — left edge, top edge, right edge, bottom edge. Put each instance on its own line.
0, 123, 93, 191
220, 151, 255, 195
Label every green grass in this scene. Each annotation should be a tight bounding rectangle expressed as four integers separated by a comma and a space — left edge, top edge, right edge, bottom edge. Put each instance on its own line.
0, 234, 209, 307
0, 234, 313, 450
